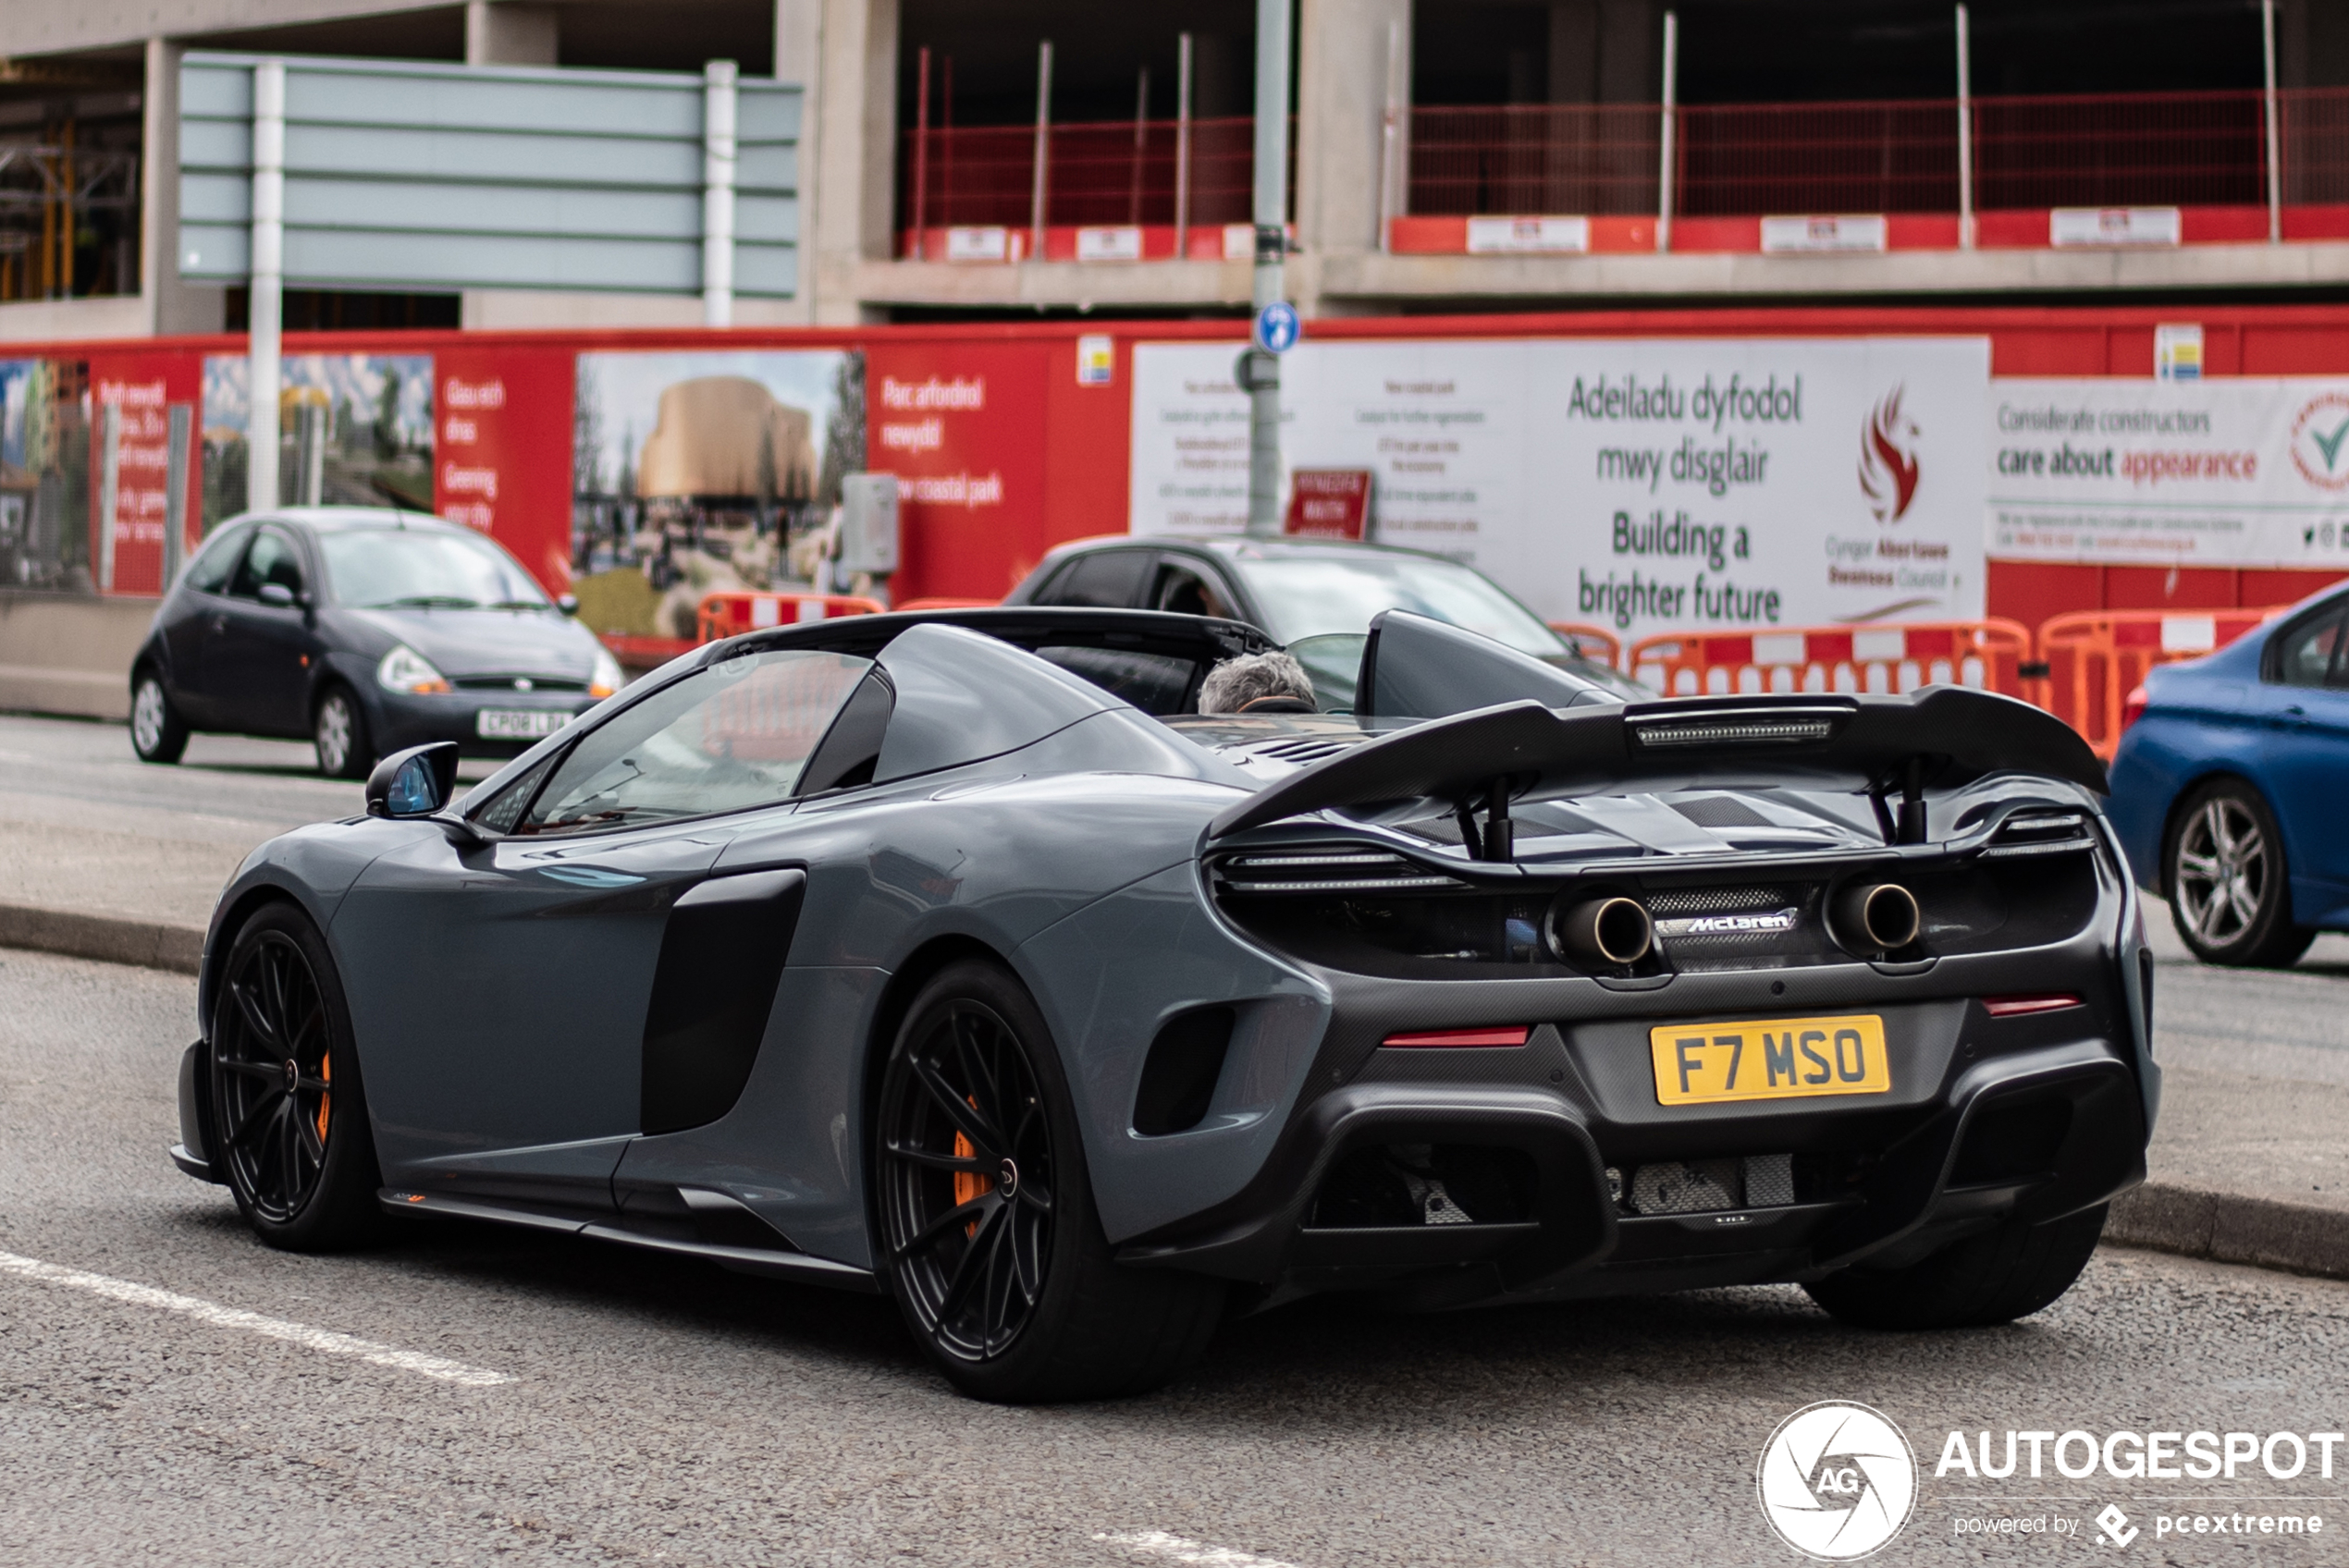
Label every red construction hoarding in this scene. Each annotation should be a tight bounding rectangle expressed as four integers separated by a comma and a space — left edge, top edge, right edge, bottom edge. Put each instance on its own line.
6, 303, 2345, 636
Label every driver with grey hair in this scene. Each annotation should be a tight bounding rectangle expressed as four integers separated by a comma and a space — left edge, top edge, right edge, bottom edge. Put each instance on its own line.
1199, 649, 1317, 715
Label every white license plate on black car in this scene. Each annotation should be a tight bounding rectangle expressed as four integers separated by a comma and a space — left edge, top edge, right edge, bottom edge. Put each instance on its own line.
476, 708, 566, 740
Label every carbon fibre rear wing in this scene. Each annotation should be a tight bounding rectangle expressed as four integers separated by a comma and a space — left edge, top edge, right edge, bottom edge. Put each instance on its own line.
1203, 689, 2107, 855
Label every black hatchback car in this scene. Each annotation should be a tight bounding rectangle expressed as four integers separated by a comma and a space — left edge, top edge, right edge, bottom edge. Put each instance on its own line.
1005, 533, 1650, 704
130, 507, 623, 778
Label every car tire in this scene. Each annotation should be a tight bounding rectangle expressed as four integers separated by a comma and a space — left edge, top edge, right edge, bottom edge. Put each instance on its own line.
129, 668, 190, 765
1802, 1204, 2107, 1331
2164, 778, 2315, 968
873, 959, 1225, 1403
313, 685, 373, 779
208, 902, 384, 1251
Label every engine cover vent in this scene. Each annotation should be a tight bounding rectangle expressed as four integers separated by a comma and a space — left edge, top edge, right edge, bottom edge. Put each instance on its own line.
1669, 795, 1776, 830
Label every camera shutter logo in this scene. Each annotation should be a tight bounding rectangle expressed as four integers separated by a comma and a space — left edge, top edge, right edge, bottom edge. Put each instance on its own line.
1756, 1401, 1918, 1561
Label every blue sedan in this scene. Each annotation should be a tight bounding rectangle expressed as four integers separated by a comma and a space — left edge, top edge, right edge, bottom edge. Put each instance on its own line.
2109, 585, 2349, 966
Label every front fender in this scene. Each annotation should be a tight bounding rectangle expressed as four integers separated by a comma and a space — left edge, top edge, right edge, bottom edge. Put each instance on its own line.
198, 818, 433, 1035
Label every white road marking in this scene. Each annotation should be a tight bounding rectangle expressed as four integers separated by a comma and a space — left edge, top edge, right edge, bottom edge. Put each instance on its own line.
1096, 1530, 1303, 1568
0, 1249, 515, 1387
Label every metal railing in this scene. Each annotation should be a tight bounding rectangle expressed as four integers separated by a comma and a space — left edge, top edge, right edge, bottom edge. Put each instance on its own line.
899, 115, 1278, 239
1403, 85, 2349, 225
894, 86, 2349, 257
1408, 104, 1659, 219
2284, 87, 2349, 203
1972, 89, 2267, 212
1679, 99, 1960, 217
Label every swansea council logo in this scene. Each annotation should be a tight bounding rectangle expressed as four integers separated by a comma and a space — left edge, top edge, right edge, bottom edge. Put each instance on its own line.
1859, 388, 1922, 523
1755, 1401, 1917, 1561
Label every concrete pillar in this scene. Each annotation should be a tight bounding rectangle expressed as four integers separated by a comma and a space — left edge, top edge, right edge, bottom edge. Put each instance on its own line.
141, 38, 226, 335
774, 0, 823, 323
1543, 0, 1661, 105
810, 0, 897, 324
2293, 0, 2349, 87
1595, 0, 1661, 103
1295, 0, 1410, 311
248, 59, 284, 515
1549, 0, 1597, 104
703, 59, 738, 327
465, 3, 560, 66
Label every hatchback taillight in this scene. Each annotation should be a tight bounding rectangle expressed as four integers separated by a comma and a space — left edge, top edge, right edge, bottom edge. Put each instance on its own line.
2121, 683, 2150, 732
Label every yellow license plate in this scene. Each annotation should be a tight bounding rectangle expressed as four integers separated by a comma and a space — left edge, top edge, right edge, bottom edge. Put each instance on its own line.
1648, 1014, 1891, 1106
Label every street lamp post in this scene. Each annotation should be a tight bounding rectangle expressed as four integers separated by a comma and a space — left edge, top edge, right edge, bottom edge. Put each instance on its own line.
1244, 0, 1292, 537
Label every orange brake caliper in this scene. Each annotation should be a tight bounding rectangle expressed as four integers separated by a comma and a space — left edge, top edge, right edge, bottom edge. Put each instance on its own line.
315, 1054, 332, 1143
952, 1093, 985, 1235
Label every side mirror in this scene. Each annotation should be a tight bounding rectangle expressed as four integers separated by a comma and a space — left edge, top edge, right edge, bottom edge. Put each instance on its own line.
557, 594, 580, 617
365, 741, 461, 819
257, 582, 298, 609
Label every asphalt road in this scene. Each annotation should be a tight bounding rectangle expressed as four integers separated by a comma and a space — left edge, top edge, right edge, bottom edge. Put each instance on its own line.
0, 713, 502, 928
6, 710, 2349, 1565
0, 710, 501, 836
3, 955, 2347, 1567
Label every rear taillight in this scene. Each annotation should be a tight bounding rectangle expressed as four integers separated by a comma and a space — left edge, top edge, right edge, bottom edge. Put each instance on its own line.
2121, 683, 2149, 732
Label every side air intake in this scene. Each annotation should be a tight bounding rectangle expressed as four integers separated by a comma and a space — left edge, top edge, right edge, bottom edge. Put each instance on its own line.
1132, 1008, 1235, 1136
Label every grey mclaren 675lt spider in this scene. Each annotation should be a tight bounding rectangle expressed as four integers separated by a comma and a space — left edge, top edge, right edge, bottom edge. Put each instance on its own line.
170, 605, 2156, 1402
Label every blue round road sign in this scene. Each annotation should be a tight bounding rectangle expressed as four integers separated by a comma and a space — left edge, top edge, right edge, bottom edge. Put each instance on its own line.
1253, 300, 1300, 355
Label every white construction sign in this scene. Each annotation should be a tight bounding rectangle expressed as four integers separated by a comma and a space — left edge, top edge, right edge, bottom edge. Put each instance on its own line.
1991, 378, 2349, 569
1130, 337, 1991, 634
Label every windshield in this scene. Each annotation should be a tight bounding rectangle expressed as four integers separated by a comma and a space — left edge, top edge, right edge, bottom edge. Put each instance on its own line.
317, 527, 551, 610
1229, 553, 1565, 655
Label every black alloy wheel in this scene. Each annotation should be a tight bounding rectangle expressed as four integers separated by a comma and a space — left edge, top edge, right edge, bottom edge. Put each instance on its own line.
879, 988, 1058, 1365
874, 961, 1224, 1402
209, 904, 382, 1248
2166, 779, 2314, 968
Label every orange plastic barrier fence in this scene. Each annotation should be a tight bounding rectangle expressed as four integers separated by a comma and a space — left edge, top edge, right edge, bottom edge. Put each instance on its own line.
600, 632, 696, 669
2036, 608, 2276, 759
892, 596, 1001, 613
1546, 622, 1624, 668
1628, 619, 2035, 699
696, 591, 888, 643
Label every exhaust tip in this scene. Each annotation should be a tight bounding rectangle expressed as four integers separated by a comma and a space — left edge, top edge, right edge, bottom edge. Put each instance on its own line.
1837, 882, 1920, 952
1550, 895, 1654, 967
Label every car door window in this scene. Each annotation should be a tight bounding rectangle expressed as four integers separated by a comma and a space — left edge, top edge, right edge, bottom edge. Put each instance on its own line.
517, 649, 871, 836
1038, 549, 1151, 607
228, 526, 304, 601
2270, 606, 2346, 688
1149, 561, 1236, 619
181, 524, 251, 594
